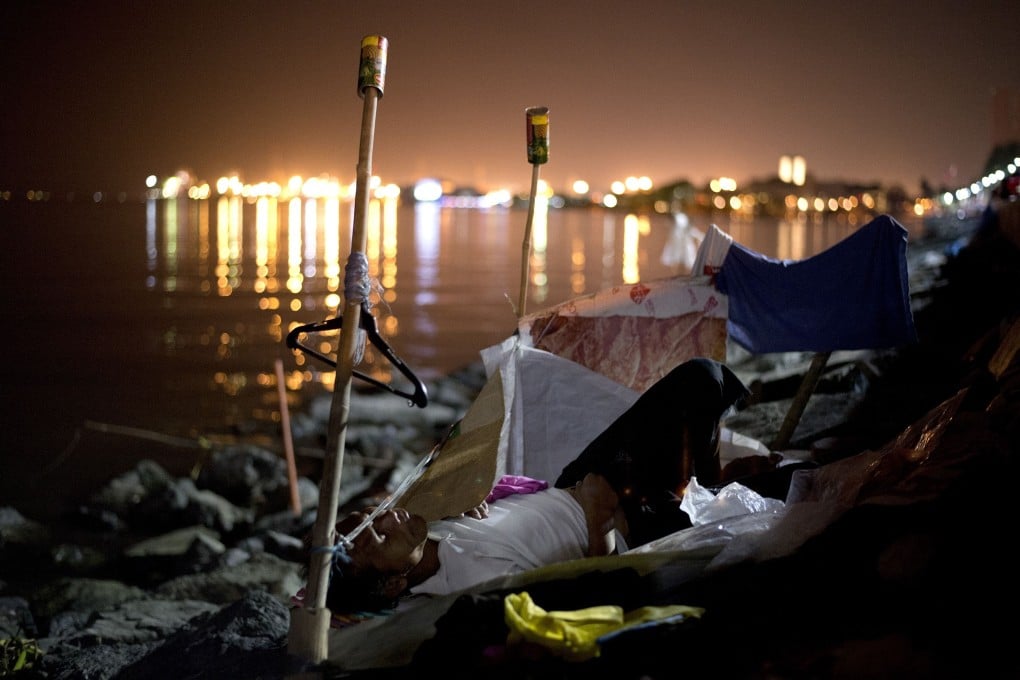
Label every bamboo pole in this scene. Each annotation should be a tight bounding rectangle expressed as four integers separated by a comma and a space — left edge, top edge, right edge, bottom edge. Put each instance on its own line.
517, 106, 549, 319
288, 35, 388, 664
275, 358, 301, 516
771, 351, 831, 451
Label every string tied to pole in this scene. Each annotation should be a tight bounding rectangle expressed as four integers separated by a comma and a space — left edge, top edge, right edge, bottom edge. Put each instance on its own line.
308, 445, 436, 583
311, 540, 354, 577
343, 251, 372, 363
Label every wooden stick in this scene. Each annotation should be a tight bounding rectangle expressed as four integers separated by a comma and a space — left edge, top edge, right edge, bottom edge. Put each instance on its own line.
517, 106, 549, 319
275, 358, 301, 516
771, 351, 831, 451
288, 34, 388, 664
518, 163, 541, 318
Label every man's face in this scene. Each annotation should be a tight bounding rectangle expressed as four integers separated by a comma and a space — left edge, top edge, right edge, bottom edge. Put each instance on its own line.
342, 508, 428, 576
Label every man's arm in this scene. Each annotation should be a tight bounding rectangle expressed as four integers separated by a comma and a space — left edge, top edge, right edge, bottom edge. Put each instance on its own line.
572, 473, 621, 556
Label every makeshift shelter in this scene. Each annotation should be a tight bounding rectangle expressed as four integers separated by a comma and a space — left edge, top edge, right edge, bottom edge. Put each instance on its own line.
319, 213, 923, 671
398, 214, 917, 520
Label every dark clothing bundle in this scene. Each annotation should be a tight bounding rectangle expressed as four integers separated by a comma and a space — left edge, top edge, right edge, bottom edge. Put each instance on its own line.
555, 357, 749, 547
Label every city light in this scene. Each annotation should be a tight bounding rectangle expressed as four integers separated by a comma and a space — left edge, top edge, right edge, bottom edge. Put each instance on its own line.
715, 177, 737, 192
11, 146, 1014, 221
413, 179, 443, 202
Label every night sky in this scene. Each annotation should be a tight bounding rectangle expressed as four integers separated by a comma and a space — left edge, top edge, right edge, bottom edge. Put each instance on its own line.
2, 1, 1017, 197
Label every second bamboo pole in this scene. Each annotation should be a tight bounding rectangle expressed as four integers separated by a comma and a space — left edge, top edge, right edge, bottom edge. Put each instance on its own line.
517, 106, 549, 319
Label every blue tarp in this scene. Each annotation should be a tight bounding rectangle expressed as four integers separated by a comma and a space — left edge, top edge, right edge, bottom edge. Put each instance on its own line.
715, 214, 918, 354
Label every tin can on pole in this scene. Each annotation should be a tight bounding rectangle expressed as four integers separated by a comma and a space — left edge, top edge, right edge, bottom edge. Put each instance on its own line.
358, 35, 388, 97
526, 106, 549, 165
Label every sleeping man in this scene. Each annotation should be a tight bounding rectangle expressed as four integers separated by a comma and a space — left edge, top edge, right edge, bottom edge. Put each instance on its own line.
324, 471, 621, 614
321, 356, 750, 614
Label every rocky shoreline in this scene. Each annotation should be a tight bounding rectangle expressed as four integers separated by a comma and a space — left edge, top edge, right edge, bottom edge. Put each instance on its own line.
2, 206, 1017, 679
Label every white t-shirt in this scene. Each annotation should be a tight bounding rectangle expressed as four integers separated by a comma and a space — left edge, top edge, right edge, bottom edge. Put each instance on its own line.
409, 487, 588, 596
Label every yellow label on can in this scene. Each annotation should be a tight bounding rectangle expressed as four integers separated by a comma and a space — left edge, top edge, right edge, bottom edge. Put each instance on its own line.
358, 35, 388, 97
526, 106, 549, 165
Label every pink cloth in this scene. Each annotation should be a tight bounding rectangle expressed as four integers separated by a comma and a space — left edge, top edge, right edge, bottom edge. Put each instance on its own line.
486, 475, 548, 503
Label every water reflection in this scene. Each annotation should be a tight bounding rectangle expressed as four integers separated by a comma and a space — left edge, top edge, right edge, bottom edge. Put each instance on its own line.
303, 199, 317, 282
286, 198, 302, 295
528, 191, 549, 305
139, 197, 915, 420
215, 195, 242, 295
146, 198, 157, 287
163, 198, 178, 291
197, 198, 210, 283
622, 214, 640, 283
413, 202, 441, 288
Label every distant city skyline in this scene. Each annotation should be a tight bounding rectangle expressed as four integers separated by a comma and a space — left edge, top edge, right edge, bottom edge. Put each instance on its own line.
2, 1, 1017, 197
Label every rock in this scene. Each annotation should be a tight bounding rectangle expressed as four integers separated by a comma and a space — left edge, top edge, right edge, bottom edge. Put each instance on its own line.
115, 590, 299, 680
254, 505, 317, 540
426, 371, 482, 411
0, 507, 53, 580
88, 459, 176, 514
120, 526, 227, 585
67, 504, 128, 533
195, 444, 290, 509
263, 476, 320, 517
49, 542, 111, 575
153, 552, 302, 606
28, 578, 149, 631
727, 391, 865, 451
176, 478, 254, 534
239, 529, 307, 564
311, 390, 459, 430
39, 640, 160, 680
0, 507, 52, 548
36, 593, 285, 680
47, 598, 220, 647
0, 595, 37, 638
124, 526, 224, 560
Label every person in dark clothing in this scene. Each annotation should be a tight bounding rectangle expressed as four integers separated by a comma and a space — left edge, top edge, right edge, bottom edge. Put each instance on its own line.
554, 357, 750, 547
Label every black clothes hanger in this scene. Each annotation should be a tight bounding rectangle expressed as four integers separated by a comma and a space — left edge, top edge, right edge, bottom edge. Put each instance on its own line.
286, 304, 429, 408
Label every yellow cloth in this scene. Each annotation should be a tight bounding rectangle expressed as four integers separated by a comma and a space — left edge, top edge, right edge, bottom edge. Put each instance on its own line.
503, 591, 704, 662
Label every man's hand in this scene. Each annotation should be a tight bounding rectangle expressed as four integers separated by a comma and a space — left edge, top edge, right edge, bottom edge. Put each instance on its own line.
574, 473, 620, 556
455, 500, 489, 520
